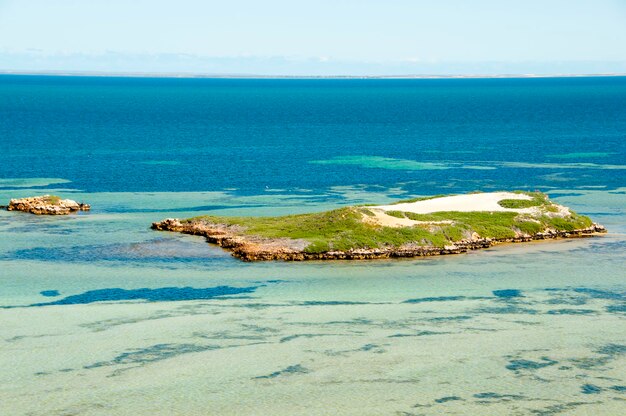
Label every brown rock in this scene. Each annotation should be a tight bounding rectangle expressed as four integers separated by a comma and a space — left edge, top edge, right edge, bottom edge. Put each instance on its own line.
7, 195, 91, 215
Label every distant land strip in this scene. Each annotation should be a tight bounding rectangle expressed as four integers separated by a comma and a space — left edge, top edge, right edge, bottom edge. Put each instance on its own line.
1, 70, 625, 79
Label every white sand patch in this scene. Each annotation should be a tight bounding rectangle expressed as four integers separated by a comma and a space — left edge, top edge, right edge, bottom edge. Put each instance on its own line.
373, 192, 536, 214
362, 208, 454, 228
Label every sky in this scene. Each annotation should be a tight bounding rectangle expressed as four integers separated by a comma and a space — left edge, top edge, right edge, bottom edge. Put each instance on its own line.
1, 0, 626, 76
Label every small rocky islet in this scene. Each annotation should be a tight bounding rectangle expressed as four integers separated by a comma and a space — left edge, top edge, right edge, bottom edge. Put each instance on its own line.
5, 195, 90, 215
152, 191, 607, 261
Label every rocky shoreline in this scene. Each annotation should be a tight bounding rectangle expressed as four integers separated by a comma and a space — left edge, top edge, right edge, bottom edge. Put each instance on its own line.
152, 218, 607, 262
7, 195, 91, 215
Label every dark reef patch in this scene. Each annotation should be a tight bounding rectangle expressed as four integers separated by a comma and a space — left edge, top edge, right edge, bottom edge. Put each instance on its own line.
544, 296, 588, 306
300, 300, 373, 306
506, 357, 558, 372
573, 288, 623, 300
580, 384, 603, 394
389, 330, 448, 338
85, 343, 217, 370
546, 309, 596, 315
493, 289, 523, 298
325, 318, 374, 326
27, 286, 258, 307
254, 364, 310, 379
606, 304, 626, 313
473, 392, 524, 400
596, 344, 626, 356
474, 305, 539, 315
6, 237, 229, 264
359, 343, 385, 353
529, 402, 590, 416
279, 333, 340, 343
7, 223, 75, 235
40, 290, 60, 297
434, 396, 463, 403
543, 289, 589, 305
569, 344, 626, 370
426, 315, 473, 322
403, 296, 468, 303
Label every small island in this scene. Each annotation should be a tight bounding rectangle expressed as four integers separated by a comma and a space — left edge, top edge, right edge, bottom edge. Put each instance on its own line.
7, 195, 91, 215
152, 192, 606, 261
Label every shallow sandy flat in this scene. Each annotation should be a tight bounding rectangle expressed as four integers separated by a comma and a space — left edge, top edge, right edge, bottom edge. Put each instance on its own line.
373, 192, 534, 214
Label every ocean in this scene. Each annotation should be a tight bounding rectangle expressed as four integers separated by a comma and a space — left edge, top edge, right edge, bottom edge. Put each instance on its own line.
0, 75, 625, 415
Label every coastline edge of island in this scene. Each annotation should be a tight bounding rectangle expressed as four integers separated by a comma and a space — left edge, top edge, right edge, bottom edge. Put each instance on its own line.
151, 219, 607, 262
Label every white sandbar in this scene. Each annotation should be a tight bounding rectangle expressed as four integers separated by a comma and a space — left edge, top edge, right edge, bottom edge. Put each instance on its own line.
373, 192, 534, 214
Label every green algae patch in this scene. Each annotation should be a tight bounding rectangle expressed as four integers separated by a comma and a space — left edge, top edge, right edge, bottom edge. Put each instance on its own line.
310, 156, 449, 171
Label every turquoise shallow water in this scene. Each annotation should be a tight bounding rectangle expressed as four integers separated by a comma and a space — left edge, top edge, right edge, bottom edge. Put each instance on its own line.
0, 76, 625, 415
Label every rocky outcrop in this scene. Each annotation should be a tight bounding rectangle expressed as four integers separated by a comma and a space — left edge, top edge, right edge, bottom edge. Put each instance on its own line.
7, 195, 91, 215
152, 218, 607, 262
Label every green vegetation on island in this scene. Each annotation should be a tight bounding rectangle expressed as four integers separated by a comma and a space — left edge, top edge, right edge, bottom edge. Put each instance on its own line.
43, 195, 62, 205
179, 191, 596, 254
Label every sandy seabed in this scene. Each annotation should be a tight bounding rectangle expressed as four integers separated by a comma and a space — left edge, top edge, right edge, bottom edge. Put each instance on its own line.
1, 189, 624, 415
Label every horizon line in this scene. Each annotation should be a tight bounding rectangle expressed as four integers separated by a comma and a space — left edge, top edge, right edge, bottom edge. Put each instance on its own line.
1, 70, 626, 80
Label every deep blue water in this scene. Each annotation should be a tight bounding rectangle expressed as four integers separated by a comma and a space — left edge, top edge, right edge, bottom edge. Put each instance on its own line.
1, 75, 625, 194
